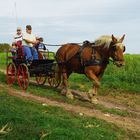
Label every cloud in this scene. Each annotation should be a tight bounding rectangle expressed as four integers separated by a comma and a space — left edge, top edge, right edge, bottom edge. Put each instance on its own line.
0, 0, 140, 53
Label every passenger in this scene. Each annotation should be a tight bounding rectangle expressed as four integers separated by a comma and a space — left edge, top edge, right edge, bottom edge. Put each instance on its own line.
10, 42, 17, 57
14, 27, 23, 42
35, 37, 48, 59
10, 27, 23, 57
22, 25, 38, 61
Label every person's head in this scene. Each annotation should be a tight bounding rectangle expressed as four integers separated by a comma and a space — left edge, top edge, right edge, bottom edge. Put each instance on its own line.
11, 42, 16, 48
39, 37, 43, 42
36, 37, 43, 43
16, 27, 22, 35
26, 25, 32, 34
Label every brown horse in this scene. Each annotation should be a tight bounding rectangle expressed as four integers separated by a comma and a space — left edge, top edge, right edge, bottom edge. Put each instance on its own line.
56, 34, 126, 104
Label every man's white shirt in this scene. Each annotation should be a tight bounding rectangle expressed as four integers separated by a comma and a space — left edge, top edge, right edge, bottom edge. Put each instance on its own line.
22, 32, 36, 47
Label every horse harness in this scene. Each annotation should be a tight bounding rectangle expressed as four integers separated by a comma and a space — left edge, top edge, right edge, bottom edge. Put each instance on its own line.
76, 41, 109, 68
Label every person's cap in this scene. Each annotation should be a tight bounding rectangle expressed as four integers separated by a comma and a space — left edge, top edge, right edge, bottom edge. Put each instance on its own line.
26, 25, 32, 30
36, 37, 43, 42
39, 37, 43, 42
17, 27, 21, 31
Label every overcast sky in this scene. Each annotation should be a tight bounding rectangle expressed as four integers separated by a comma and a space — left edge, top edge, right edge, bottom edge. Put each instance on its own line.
0, 0, 140, 53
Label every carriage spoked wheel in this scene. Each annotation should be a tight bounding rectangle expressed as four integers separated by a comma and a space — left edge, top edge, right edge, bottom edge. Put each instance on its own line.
36, 74, 47, 85
6, 62, 17, 85
48, 63, 61, 88
17, 64, 29, 90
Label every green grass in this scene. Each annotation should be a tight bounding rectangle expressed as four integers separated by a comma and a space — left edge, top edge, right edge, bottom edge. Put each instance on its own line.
0, 53, 139, 139
95, 104, 130, 117
0, 51, 8, 69
0, 90, 126, 140
48, 51, 56, 60
0, 71, 137, 119
101, 54, 140, 93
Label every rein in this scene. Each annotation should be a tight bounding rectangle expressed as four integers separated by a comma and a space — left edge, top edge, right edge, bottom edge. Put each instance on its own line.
44, 43, 82, 46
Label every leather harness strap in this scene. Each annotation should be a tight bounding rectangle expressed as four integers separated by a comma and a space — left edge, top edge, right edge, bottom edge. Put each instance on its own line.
78, 41, 109, 67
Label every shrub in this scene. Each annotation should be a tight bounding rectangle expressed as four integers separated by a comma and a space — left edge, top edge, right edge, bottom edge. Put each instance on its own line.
0, 43, 10, 51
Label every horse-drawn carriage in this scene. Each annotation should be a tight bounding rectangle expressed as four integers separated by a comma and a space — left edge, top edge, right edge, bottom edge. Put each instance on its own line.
6, 34, 126, 104
6, 42, 61, 90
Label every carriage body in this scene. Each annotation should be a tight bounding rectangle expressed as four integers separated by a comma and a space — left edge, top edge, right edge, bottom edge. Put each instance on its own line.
12, 58, 54, 76
6, 46, 60, 90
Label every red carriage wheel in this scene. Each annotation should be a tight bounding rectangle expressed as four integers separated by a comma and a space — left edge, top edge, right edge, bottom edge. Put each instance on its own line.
36, 74, 46, 85
6, 62, 16, 85
17, 64, 29, 90
48, 63, 61, 88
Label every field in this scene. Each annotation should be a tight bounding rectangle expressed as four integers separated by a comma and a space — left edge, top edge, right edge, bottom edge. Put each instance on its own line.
0, 89, 127, 140
0, 52, 140, 139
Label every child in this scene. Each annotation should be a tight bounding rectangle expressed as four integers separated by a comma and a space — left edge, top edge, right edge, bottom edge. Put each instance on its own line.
10, 42, 17, 57
35, 37, 48, 59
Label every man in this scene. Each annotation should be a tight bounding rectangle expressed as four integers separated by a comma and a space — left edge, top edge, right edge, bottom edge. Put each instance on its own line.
22, 25, 38, 60
14, 27, 23, 42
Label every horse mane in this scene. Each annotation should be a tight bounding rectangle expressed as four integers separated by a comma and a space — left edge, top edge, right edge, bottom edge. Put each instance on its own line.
94, 35, 113, 48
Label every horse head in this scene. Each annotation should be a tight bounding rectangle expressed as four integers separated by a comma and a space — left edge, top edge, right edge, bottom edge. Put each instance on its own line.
109, 34, 126, 67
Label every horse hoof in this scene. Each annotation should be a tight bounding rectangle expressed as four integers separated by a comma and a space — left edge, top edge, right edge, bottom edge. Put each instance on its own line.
61, 89, 66, 95
88, 93, 93, 99
66, 93, 74, 100
91, 97, 98, 104
59, 84, 64, 90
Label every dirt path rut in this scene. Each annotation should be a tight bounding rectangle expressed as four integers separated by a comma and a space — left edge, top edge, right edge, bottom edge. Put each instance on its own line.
0, 83, 140, 137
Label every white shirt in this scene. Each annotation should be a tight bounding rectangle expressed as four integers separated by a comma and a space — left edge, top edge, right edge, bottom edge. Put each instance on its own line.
14, 33, 23, 42
22, 32, 36, 47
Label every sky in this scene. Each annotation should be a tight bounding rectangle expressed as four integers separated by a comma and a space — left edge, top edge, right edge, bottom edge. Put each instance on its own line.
0, 0, 140, 53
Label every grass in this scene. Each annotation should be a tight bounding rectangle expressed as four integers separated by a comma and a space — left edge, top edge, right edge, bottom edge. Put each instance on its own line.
0, 71, 138, 119
101, 54, 140, 93
0, 52, 140, 139
0, 90, 127, 140
0, 52, 140, 117
0, 51, 8, 69
95, 104, 130, 117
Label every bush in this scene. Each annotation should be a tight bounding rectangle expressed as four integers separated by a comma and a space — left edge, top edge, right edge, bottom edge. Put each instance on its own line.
0, 43, 10, 51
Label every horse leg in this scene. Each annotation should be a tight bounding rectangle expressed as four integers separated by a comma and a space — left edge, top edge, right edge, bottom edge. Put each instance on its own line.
61, 70, 74, 100
57, 65, 63, 89
85, 70, 100, 104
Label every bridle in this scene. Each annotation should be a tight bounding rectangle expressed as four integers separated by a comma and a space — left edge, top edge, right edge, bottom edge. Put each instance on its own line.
109, 43, 125, 65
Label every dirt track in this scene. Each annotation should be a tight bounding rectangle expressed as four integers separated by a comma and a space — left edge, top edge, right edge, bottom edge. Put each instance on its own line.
0, 82, 140, 138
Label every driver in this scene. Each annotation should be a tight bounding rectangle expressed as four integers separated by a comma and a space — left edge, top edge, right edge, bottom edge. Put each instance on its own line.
22, 25, 38, 60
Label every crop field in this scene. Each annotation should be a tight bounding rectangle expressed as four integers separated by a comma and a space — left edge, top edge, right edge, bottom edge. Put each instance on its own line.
0, 52, 140, 139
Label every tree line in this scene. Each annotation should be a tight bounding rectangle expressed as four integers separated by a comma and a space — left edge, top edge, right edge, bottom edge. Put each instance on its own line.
0, 43, 10, 51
